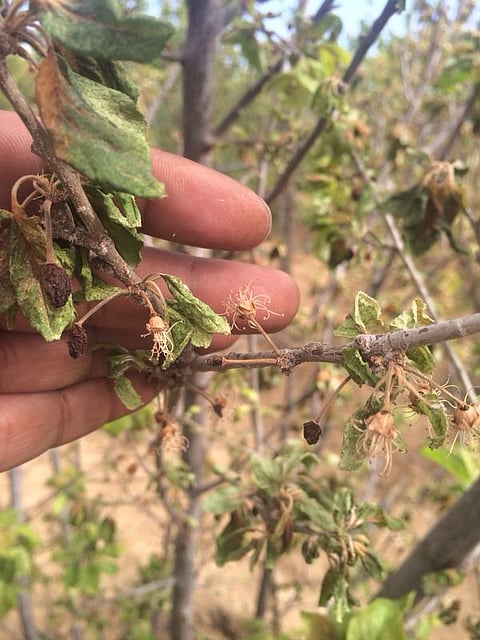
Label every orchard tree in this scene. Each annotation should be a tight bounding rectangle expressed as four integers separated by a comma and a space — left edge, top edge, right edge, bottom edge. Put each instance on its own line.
1, 1, 480, 640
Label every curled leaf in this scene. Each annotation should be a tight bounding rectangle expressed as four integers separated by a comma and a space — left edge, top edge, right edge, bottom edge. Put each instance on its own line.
36, 52, 164, 197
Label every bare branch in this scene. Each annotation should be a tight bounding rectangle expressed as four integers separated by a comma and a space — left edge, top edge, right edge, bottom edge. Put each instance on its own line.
191, 311, 480, 373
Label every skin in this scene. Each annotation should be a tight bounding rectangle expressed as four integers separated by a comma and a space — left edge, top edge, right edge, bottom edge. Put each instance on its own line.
0, 111, 300, 471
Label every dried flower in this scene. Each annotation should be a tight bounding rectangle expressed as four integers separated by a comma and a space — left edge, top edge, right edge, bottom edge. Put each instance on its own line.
67, 322, 88, 359
223, 283, 283, 330
356, 410, 402, 477
154, 411, 189, 453
142, 314, 177, 361
39, 262, 72, 307
449, 404, 480, 451
303, 420, 322, 445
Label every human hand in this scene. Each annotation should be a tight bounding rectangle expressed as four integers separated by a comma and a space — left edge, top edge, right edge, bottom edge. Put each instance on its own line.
0, 111, 299, 471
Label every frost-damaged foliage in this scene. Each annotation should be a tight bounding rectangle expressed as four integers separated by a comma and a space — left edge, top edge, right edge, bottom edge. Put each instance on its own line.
0, 0, 230, 392
203, 441, 404, 622
326, 292, 473, 474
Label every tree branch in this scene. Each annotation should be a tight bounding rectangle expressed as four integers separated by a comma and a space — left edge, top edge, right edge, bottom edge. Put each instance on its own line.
266, 0, 401, 205
377, 477, 480, 602
192, 311, 480, 373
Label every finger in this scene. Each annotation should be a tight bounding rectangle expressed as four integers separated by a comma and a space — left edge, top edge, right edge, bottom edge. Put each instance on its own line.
3, 247, 299, 340
0, 327, 241, 393
0, 111, 41, 208
0, 373, 157, 471
140, 149, 271, 250
87, 246, 300, 333
0, 112, 271, 250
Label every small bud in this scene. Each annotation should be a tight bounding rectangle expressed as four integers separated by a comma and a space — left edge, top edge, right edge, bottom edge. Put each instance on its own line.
39, 262, 72, 308
303, 420, 322, 445
67, 323, 88, 359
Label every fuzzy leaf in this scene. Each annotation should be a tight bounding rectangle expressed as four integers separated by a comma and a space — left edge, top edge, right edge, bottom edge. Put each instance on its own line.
38, 0, 174, 63
202, 486, 244, 516
162, 275, 231, 336
112, 375, 142, 411
36, 52, 164, 198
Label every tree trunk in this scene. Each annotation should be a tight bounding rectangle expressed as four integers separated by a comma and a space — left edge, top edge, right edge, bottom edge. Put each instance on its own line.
377, 477, 480, 602
170, 3, 224, 639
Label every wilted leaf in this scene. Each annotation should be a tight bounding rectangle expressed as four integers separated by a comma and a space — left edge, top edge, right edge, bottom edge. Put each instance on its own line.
39, 0, 174, 63
341, 346, 378, 386
383, 162, 464, 255
338, 397, 383, 471
74, 248, 122, 302
334, 291, 384, 337
413, 399, 448, 448
152, 274, 230, 369
214, 514, 254, 566
36, 52, 164, 198
389, 298, 434, 331
162, 275, 231, 336
9, 217, 74, 340
86, 188, 143, 266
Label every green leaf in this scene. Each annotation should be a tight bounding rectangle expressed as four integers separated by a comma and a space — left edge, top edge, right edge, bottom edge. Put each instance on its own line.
420, 445, 480, 488
36, 53, 164, 198
154, 274, 231, 368
74, 248, 122, 302
112, 376, 142, 410
389, 298, 434, 331
85, 188, 143, 266
405, 345, 435, 375
9, 220, 74, 341
162, 275, 231, 337
294, 494, 334, 530
202, 486, 244, 516
250, 454, 283, 496
346, 598, 407, 640
334, 291, 384, 338
341, 346, 379, 386
39, 0, 174, 63
413, 399, 448, 448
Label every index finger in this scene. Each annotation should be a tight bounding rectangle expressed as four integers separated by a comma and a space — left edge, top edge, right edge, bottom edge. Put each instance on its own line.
0, 112, 272, 251
139, 150, 272, 250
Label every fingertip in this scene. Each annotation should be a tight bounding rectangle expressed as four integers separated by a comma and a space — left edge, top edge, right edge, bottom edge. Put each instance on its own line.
142, 149, 272, 250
